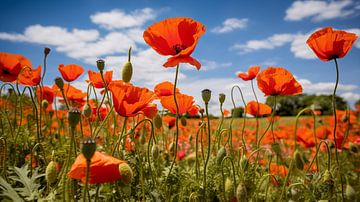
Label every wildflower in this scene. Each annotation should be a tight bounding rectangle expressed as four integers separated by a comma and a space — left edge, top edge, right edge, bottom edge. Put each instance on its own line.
257, 67, 302, 96
0, 52, 32, 82
86, 70, 112, 88
245, 101, 272, 117
67, 151, 127, 184
52, 83, 87, 107
154, 81, 180, 97
17, 66, 42, 86
160, 93, 195, 115
306, 27, 358, 62
143, 17, 206, 70
58, 64, 84, 82
237, 66, 260, 81
37, 86, 55, 104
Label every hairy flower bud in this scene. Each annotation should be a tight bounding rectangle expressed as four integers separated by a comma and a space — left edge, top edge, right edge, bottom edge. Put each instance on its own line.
122, 47, 133, 83
119, 163, 133, 185
224, 178, 234, 200
83, 103, 92, 118
236, 182, 247, 202
294, 150, 305, 170
201, 89, 211, 104
41, 99, 49, 109
154, 114, 162, 129
181, 116, 187, 126
45, 161, 57, 185
216, 147, 227, 165
151, 144, 160, 160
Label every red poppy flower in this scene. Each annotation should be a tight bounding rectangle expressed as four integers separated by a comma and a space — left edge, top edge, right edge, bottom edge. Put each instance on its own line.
37, 86, 55, 104
142, 103, 158, 119
86, 70, 113, 88
160, 93, 195, 115
58, 64, 84, 82
163, 115, 176, 129
67, 151, 126, 184
52, 83, 87, 108
306, 27, 358, 62
17, 66, 42, 86
109, 81, 157, 117
269, 163, 288, 186
245, 101, 272, 117
154, 81, 180, 97
143, 17, 206, 70
0, 52, 32, 82
257, 67, 302, 96
237, 66, 260, 81
187, 105, 199, 116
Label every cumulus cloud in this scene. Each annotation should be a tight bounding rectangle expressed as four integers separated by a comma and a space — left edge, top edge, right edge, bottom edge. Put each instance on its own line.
211, 18, 248, 33
90, 8, 156, 30
285, 0, 359, 22
298, 78, 358, 94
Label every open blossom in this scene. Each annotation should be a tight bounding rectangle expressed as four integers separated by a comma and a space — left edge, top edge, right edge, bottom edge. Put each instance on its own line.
237, 66, 260, 81
86, 70, 112, 88
17, 66, 42, 86
245, 101, 272, 117
143, 17, 205, 70
306, 27, 358, 62
257, 67, 302, 96
0, 52, 32, 82
58, 64, 84, 82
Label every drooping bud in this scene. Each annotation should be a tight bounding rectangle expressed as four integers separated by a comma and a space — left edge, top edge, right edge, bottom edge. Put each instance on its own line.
219, 93, 226, 104
151, 144, 160, 160
216, 147, 227, 165
201, 89, 211, 104
154, 114, 162, 129
181, 116, 187, 126
41, 99, 49, 109
293, 150, 305, 170
118, 163, 133, 185
224, 178, 234, 200
45, 161, 58, 185
345, 184, 356, 200
81, 137, 96, 161
236, 182, 247, 201
240, 155, 248, 171
44, 47, 51, 56
83, 103, 92, 118
54, 77, 64, 90
96, 59, 105, 72
68, 108, 81, 128
122, 47, 133, 83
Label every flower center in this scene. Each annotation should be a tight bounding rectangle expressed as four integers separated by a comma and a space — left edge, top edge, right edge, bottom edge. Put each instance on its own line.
2, 69, 10, 75
172, 44, 186, 54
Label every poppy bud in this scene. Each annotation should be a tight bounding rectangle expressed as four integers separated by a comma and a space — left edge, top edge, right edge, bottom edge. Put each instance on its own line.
151, 144, 160, 160
81, 137, 96, 161
96, 59, 105, 72
181, 116, 187, 126
154, 114, 162, 129
199, 108, 204, 114
83, 103, 92, 118
341, 115, 348, 123
236, 182, 247, 201
240, 155, 248, 171
216, 147, 227, 165
349, 143, 359, 154
169, 142, 175, 157
42, 99, 49, 109
54, 77, 64, 90
118, 163, 133, 185
44, 47, 51, 56
293, 150, 305, 170
122, 47, 133, 83
219, 93, 226, 104
224, 177, 234, 200
320, 170, 334, 199
45, 161, 57, 185
345, 184, 356, 200
68, 107, 81, 128
201, 89, 211, 104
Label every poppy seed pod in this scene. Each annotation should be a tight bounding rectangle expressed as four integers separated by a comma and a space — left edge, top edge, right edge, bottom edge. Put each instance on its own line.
83, 103, 92, 118
54, 77, 64, 90
118, 163, 133, 185
81, 137, 96, 161
41, 99, 49, 109
44, 47, 51, 56
154, 114, 162, 129
45, 161, 57, 185
96, 59, 105, 72
68, 108, 81, 128
219, 93, 225, 104
201, 89, 211, 104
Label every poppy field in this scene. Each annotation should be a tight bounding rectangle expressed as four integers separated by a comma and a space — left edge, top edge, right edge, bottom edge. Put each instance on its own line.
1, 17, 360, 201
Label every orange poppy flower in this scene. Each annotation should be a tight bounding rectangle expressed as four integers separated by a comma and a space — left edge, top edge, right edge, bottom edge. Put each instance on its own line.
163, 115, 176, 129
257, 67, 302, 96
245, 101, 272, 117
67, 151, 126, 184
17, 66, 42, 86
269, 163, 288, 186
53, 83, 87, 107
37, 86, 55, 104
154, 81, 180, 97
109, 81, 157, 117
86, 70, 113, 88
0, 52, 32, 82
237, 66, 260, 81
187, 105, 199, 116
58, 64, 84, 82
306, 27, 358, 62
160, 93, 195, 115
141, 103, 158, 119
143, 17, 206, 70
223, 109, 230, 117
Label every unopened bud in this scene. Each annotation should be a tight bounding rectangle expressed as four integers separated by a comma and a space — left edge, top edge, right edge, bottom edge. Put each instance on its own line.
236, 182, 247, 201
201, 89, 211, 104
54, 77, 64, 90
122, 47, 133, 83
154, 114, 162, 129
118, 163, 133, 185
96, 59, 105, 71
216, 147, 227, 165
81, 137, 96, 161
42, 99, 49, 109
294, 150, 305, 170
45, 161, 57, 185
83, 103, 92, 118
219, 93, 226, 104
181, 116, 187, 126
68, 107, 81, 128
240, 155, 248, 171
224, 178, 234, 200
151, 144, 160, 160
44, 47, 51, 56
345, 184, 356, 200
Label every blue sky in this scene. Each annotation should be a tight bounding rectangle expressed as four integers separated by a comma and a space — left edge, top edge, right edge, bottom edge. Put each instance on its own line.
1, 0, 359, 112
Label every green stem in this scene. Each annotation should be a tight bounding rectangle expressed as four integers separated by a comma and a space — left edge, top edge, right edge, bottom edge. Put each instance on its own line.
251, 80, 260, 147
83, 159, 90, 202
112, 117, 128, 156
203, 102, 211, 197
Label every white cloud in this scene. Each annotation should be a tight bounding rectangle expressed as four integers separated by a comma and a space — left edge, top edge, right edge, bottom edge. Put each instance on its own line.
340, 92, 360, 103
211, 18, 248, 33
285, 0, 359, 22
299, 78, 358, 94
181, 60, 232, 71
90, 8, 156, 30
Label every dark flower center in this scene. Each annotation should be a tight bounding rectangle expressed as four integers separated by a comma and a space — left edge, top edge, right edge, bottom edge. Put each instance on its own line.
172, 44, 187, 54
2, 69, 10, 75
